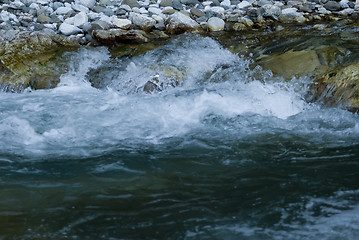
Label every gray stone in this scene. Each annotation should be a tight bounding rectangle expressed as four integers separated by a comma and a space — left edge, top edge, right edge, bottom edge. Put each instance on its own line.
211, 0, 220, 6
160, 0, 173, 7
206, 10, 222, 19
122, 0, 140, 8
180, 0, 199, 6
190, 8, 205, 17
165, 11, 200, 34
162, 9, 177, 14
258, 0, 272, 6
93, 6, 106, 13
53, 2, 64, 10
324, 1, 342, 11
59, 22, 82, 35
300, 4, 315, 12
260, 4, 281, 19
91, 20, 111, 30
129, 12, 156, 31
172, 0, 184, 10
75, 0, 96, 9
37, 8, 49, 17
37, 15, 52, 23
207, 17, 225, 31
103, 8, 115, 16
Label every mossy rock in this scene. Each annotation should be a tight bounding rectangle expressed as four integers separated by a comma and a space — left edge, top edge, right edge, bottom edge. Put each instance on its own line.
0, 30, 79, 91
313, 62, 359, 111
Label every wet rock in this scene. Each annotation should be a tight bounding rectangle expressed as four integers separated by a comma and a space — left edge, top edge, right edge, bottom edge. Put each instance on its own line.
257, 50, 330, 80
93, 29, 150, 46
313, 63, 359, 110
0, 29, 79, 89
165, 12, 200, 34
207, 17, 225, 31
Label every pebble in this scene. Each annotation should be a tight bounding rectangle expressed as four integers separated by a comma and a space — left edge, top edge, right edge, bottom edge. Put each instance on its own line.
0, 0, 358, 43
59, 22, 82, 35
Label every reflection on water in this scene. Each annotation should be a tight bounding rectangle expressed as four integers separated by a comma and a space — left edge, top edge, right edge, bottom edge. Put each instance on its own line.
0, 34, 359, 239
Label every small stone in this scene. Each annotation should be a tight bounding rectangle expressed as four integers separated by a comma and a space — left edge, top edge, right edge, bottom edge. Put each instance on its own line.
160, 0, 173, 7
59, 22, 82, 35
129, 12, 156, 30
191, 8, 205, 17
53, 2, 64, 10
260, 4, 281, 19
91, 20, 111, 30
75, 0, 96, 9
172, 0, 184, 10
122, 0, 141, 8
207, 16, 224, 31
37, 14, 52, 23
324, 1, 342, 11
180, 0, 199, 6
220, 0, 231, 9
73, 11, 88, 27
165, 11, 200, 34
211, 0, 220, 6
162, 9, 176, 14
93, 6, 106, 13
148, 6, 162, 15
103, 8, 115, 16
56, 6, 73, 15
112, 18, 132, 29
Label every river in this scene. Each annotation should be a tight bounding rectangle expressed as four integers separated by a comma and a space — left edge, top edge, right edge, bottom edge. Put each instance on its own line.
1, 33, 359, 239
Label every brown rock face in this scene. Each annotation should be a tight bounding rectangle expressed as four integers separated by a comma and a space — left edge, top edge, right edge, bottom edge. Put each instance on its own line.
93, 29, 151, 47
0, 30, 79, 91
313, 63, 359, 112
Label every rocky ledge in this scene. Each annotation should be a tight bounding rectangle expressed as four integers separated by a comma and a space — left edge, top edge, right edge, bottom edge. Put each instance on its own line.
0, 0, 358, 44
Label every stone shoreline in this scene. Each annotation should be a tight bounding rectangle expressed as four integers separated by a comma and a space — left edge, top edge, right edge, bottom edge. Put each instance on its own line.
1, 0, 358, 45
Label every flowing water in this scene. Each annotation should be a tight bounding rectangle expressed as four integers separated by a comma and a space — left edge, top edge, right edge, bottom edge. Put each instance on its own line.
1, 34, 359, 240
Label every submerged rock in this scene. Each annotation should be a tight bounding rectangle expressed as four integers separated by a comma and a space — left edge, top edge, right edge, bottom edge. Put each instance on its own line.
257, 50, 330, 80
313, 63, 359, 111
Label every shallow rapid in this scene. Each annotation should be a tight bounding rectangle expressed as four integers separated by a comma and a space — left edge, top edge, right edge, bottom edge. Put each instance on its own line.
1, 35, 359, 240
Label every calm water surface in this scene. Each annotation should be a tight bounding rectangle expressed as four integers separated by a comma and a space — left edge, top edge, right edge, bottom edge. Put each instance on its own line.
1, 34, 359, 240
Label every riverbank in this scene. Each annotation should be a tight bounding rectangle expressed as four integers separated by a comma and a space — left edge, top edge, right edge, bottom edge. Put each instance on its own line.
1, 0, 359, 45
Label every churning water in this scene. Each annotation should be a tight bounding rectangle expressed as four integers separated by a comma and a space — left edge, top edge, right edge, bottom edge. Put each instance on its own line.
1, 35, 359, 239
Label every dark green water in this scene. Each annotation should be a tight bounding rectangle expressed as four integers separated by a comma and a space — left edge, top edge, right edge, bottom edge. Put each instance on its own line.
1, 33, 359, 239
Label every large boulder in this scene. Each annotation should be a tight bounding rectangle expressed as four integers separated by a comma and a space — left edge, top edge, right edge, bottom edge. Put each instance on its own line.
165, 12, 200, 34
313, 63, 359, 111
0, 30, 79, 91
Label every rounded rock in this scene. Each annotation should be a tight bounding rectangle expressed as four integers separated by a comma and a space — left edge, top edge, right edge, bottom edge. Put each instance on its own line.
59, 22, 82, 35
207, 16, 225, 31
